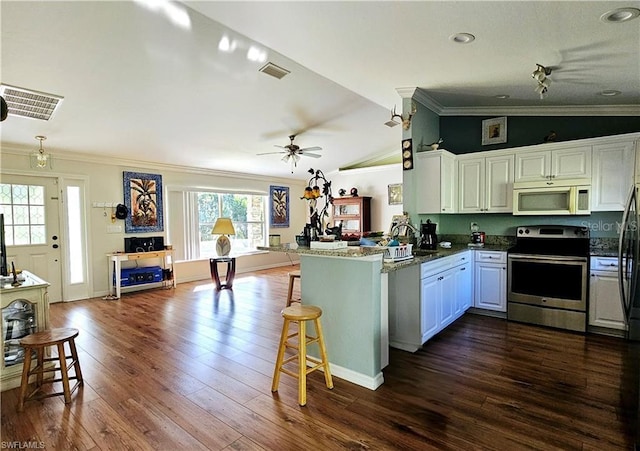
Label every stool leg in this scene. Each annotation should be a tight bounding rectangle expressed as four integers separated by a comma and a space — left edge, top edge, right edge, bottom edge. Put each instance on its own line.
286, 277, 295, 307
68, 338, 84, 385
17, 345, 33, 412
314, 318, 334, 389
271, 318, 289, 393
298, 319, 307, 406
57, 342, 72, 403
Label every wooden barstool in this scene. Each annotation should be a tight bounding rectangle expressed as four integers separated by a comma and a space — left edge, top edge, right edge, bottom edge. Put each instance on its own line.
286, 270, 301, 307
271, 304, 333, 406
17, 328, 83, 411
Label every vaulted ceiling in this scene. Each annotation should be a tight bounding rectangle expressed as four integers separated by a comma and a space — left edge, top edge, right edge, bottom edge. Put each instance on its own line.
2, 1, 638, 179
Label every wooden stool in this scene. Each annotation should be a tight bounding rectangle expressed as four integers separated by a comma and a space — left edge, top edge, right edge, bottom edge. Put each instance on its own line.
18, 328, 83, 411
286, 270, 301, 307
271, 304, 333, 406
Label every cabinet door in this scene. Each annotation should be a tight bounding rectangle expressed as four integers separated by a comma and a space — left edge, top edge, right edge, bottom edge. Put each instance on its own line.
416, 151, 456, 214
485, 155, 514, 212
551, 146, 591, 179
439, 269, 456, 328
454, 263, 472, 316
420, 273, 440, 343
589, 272, 627, 330
591, 141, 635, 211
474, 263, 507, 311
515, 151, 550, 182
441, 152, 457, 213
458, 157, 484, 213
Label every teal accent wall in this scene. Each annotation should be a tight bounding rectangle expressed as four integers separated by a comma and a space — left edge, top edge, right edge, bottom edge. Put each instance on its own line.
440, 116, 640, 154
417, 211, 624, 238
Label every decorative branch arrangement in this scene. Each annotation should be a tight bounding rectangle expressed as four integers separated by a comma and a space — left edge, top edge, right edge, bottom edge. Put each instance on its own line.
300, 168, 333, 240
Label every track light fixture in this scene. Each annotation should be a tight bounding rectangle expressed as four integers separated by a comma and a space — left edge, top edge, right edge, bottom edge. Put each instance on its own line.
532, 64, 552, 99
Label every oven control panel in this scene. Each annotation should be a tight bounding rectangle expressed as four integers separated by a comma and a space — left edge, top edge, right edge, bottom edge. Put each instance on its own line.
516, 225, 589, 238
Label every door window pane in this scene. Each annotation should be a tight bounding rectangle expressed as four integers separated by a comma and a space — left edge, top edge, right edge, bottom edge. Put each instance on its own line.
0, 183, 47, 246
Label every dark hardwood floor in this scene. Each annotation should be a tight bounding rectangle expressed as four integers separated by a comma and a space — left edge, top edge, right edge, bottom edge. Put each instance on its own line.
2, 266, 638, 450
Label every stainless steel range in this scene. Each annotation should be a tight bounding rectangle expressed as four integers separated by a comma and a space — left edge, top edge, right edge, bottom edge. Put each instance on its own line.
507, 225, 590, 332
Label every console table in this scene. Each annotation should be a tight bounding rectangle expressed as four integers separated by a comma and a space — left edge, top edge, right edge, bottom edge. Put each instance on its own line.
107, 250, 175, 299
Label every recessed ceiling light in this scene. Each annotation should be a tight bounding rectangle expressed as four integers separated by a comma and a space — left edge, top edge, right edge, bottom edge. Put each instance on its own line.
449, 33, 475, 44
494, 94, 510, 99
600, 7, 640, 23
599, 90, 621, 97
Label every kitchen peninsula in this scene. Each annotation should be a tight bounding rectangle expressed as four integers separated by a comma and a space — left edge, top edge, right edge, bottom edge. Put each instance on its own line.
260, 244, 388, 389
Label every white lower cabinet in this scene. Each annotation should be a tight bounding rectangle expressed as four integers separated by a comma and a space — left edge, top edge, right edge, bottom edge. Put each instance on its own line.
473, 251, 507, 312
589, 257, 626, 331
389, 251, 472, 352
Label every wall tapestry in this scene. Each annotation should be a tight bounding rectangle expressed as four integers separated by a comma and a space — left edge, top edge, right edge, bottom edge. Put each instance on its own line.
270, 185, 289, 228
123, 171, 164, 233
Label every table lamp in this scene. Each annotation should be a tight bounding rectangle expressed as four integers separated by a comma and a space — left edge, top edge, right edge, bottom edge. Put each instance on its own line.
211, 218, 235, 256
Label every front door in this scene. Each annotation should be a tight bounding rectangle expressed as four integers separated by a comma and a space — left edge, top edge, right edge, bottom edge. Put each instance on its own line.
1, 175, 63, 302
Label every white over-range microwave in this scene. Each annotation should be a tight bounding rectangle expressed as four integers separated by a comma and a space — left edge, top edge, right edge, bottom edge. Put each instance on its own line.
512, 179, 591, 215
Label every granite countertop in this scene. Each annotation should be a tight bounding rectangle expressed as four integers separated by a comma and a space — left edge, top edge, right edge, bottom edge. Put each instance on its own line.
259, 243, 511, 273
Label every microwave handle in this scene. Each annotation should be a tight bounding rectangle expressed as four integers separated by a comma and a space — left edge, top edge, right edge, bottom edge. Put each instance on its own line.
569, 186, 576, 214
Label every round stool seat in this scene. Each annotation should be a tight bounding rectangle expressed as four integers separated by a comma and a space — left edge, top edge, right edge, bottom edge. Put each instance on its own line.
282, 304, 321, 321
20, 328, 79, 347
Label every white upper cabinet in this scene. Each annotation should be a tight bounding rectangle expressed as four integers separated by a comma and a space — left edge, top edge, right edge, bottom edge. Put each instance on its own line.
416, 150, 457, 214
515, 145, 591, 183
458, 154, 513, 213
591, 140, 635, 211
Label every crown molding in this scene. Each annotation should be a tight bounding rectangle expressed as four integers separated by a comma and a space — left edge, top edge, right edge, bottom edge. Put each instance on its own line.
411, 89, 640, 116
395, 87, 417, 99
0, 145, 302, 184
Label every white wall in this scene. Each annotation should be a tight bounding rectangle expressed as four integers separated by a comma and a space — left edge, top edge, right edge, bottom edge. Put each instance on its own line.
1, 147, 306, 299
329, 164, 404, 233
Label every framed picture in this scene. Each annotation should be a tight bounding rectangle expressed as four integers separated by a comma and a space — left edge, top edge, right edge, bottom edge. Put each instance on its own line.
401, 138, 413, 170
388, 183, 403, 205
123, 171, 164, 233
270, 185, 289, 228
482, 116, 507, 145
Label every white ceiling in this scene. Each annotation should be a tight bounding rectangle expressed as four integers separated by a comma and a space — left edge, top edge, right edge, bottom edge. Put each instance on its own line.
2, 1, 639, 180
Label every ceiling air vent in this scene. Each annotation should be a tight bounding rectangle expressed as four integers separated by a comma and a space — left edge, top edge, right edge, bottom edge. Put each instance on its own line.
0, 84, 63, 121
259, 62, 290, 80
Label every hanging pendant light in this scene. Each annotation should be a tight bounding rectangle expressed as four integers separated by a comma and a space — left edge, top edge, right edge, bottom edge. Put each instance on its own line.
31, 135, 51, 169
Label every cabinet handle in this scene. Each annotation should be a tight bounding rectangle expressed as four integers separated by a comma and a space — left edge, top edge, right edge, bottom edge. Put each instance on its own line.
461, 267, 466, 271
609, 263, 618, 267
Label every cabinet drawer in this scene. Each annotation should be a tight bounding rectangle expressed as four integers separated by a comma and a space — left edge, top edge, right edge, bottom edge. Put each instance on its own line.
590, 257, 621, 272
421, 256, 453, 279
128, 252, 162, 260
475, 250, 506, 264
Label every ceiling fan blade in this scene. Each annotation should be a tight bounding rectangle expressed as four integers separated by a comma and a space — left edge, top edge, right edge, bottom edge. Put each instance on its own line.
274, 144, 288, 149
257, 151, 287, 156
301, 152, 322, 158
299, 146, 322, 152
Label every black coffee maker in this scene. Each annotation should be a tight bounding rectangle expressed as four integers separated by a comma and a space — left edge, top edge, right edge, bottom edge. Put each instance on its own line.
419, 220, 437, 250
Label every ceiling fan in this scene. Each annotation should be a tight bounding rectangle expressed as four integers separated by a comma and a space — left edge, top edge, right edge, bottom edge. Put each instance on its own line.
257, 135, 322, 172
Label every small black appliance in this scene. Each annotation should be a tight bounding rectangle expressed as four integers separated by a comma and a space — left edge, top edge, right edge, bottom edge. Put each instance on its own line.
419, 220, 437, 250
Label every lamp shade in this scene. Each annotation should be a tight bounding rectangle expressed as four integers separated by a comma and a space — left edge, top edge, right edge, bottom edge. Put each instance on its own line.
211, 218, 235, 236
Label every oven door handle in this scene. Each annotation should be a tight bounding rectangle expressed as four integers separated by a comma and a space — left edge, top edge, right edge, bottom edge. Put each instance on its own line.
508, 254, 588, 263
